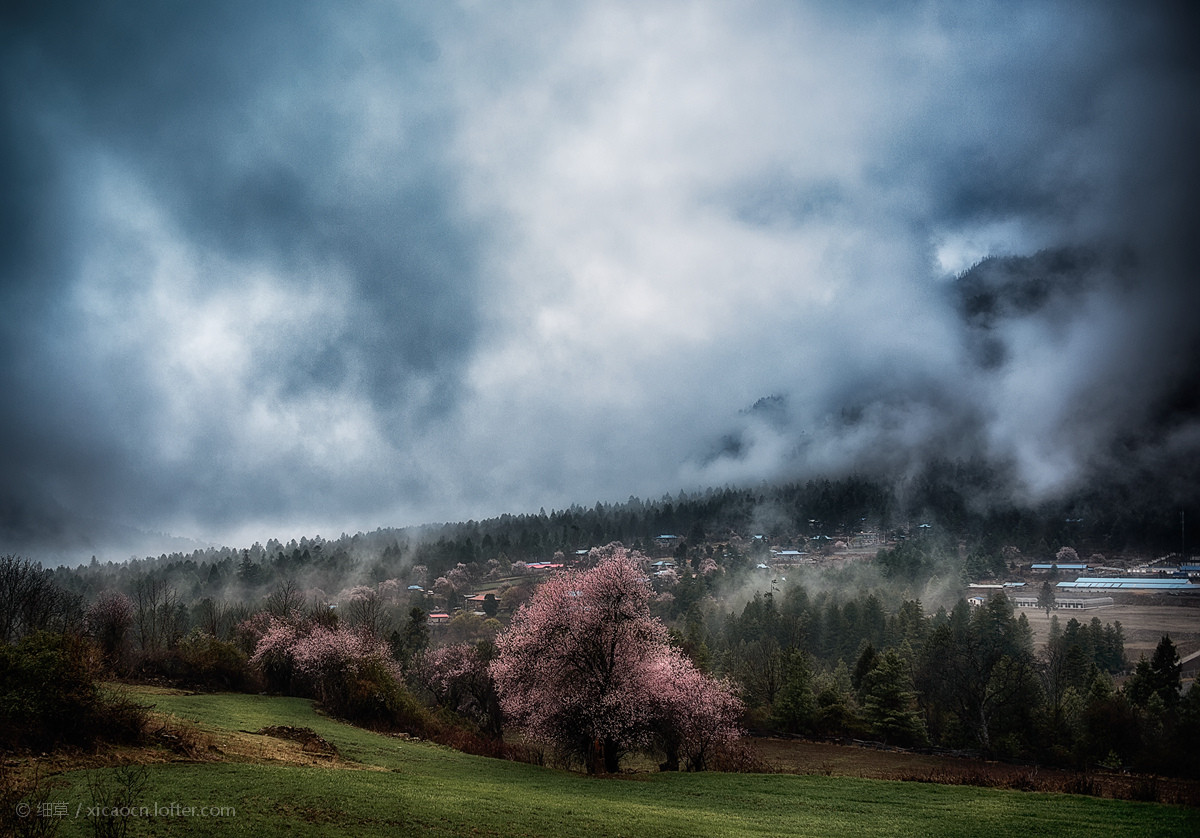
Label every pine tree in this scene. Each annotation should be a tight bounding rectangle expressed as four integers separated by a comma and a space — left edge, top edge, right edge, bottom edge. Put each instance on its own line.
861, 648, 928, 747
1149, 634, 1182, 707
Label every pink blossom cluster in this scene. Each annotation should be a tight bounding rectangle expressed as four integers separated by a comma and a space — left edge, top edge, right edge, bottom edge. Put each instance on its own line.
422, 642, 485, 696
236, 611, 273, 648
420, 642, 498, 728
338, 584, 376, 603
642, 646, 743, 770
247, 617, 301, 676
491, 544, 742, 771
377, 578, 403, 604
248, 616, 400, 699
331, 579, 409, 608
291, 623, 399, 682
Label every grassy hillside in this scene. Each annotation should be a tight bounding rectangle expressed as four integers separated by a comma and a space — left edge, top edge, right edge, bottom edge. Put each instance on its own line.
28, 688, 1199, 837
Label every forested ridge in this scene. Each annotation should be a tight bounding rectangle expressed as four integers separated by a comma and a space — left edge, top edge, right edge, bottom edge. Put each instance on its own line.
4, 465, 1198, 780
40, 461, 1195, 603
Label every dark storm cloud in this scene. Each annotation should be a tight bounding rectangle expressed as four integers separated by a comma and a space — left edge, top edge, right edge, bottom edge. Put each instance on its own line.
675, 1, 1200, 499
15, 0, 477, 387
1, 0, 1197, 560
1, 1, 483, 548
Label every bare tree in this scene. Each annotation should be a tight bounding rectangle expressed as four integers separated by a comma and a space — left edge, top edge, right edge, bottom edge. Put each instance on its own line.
85, 591, 134, 670
132, 577, 186, 654
0, 554, 80, 643
265, 579, 305, 619
344, 587, 393, 640
194, 597, 243, 640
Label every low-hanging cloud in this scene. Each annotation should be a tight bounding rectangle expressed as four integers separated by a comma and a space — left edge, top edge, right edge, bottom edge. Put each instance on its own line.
1, 1, 1197, 560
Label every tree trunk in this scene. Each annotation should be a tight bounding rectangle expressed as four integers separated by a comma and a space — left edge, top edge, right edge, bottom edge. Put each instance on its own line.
603, 738, 620, 774
587, 738, 602, 775
659, 740, 680, 772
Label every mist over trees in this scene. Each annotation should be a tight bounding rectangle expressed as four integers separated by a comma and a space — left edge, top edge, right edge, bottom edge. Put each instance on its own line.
35, 460, 1196, 611
3, 461, 1198, 778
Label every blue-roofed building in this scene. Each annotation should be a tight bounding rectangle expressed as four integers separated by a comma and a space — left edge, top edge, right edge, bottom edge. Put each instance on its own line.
1056, 577, 1198, 591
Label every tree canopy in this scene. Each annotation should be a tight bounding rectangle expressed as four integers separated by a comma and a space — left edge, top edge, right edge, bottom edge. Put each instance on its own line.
490, 544, 741, 772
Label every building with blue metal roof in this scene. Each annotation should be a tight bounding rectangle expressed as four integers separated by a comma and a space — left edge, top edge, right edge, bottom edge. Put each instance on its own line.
1056, 577, 1197, 591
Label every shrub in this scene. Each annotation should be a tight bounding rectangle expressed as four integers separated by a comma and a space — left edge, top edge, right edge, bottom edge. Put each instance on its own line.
339, 657, 428, 730
176, 629, 255, 691
1, 761, 62, 837
0, 632, 148, 752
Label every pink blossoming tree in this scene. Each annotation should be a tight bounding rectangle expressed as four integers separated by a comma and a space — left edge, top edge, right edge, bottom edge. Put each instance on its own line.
421, 642, 503, 736
490, 544, 742, 773
642, 647, 744, 770
291, 622, 401, 705
247, 616, 302, 692
249, 616, 409, 726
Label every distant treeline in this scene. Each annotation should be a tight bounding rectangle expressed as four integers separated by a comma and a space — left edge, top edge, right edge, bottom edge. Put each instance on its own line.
46, 461, 1195, 607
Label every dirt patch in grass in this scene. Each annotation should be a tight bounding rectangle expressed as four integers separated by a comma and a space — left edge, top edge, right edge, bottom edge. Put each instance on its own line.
213, 728, 354, 768
751, 737, 1200, 806
254, 726, 339, 757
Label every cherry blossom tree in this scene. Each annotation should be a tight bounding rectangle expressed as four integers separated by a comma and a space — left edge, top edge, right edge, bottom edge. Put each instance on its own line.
249, 617, 399, 704
291, 623, 400, 706
378, 578, 403, 605
421, 642, 502, 735
432, 576, 457, 607
491, 544, 742, 773
248, 616, 302, 692
643, 647, 743, 771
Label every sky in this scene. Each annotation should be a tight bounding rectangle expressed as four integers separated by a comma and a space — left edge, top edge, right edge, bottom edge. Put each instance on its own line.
2, 1, 1198, 559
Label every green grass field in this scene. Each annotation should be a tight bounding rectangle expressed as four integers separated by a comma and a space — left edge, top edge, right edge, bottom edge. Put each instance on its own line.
27, 689, 1200, 837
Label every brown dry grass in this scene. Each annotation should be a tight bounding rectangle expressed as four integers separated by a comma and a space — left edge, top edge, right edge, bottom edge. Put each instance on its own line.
750, 737, 1200, 806
4, 703, 384, 789
1014, 601, 1200, 663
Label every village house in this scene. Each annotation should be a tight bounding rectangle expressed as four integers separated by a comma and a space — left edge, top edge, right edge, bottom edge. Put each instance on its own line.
1054, 596, 1115, 610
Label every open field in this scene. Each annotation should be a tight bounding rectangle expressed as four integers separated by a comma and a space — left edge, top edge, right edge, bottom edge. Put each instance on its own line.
8, 688, 1197, 837
750, 737, 1200, 806
1014, 602, 1200, 663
